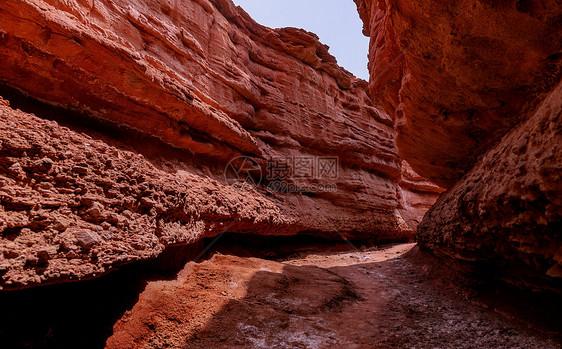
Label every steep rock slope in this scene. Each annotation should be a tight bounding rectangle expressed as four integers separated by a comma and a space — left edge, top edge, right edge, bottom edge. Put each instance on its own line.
418, 81, 562, 292
0, 0, 441, 289
355, 0, 562, 187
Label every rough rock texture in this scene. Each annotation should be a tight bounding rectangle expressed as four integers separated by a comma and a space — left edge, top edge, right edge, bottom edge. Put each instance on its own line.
397, 161, 441, 229
0, 0, 392, 172
418, 81, 562, 293
0, 99, 289, 289
0, 99, 439, 290
355, 0, 562, 187
355, 0, 562, 293
0, 0, 441, 289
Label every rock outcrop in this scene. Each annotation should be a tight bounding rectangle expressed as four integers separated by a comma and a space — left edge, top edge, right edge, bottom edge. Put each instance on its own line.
355, 0, 562, 187
356, 0, 561, 292
0, 0, 441, 289
0, 98, 288, 289
417, 81, 562, 293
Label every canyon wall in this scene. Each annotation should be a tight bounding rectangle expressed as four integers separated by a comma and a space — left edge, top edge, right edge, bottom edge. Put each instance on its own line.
0, 98, 287, 289
0, 0, 441, 289
417, 81, 562, 292
356, 0, 561, 291
355, 0, 562, 187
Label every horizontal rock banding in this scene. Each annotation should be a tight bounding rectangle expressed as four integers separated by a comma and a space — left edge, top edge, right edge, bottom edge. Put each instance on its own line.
0, 0, 441, 289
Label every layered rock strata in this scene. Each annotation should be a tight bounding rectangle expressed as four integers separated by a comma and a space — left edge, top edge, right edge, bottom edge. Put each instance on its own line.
0, 0, 441, 289
355, 0, 562, 187
356, 0, 561, 292
0, 99, 288, 289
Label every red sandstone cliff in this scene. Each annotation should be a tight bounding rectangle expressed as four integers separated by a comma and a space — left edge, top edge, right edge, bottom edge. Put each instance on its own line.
0, 0, 441, 289
417, 81, 562, 293
355, 0, 562, 292
355, 0, 562, 187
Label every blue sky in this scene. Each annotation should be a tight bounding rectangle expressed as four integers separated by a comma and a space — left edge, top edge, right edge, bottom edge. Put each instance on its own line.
231, 0, 370, 80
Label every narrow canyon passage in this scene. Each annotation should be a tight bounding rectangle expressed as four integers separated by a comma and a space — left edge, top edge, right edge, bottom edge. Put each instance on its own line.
0, 0, 560, 347
2, 242, 559, 348
105, 244, 561, 348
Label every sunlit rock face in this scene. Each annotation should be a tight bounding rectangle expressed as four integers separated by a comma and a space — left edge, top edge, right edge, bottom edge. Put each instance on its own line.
0, 0, 441, 289
355, 0, 562, 187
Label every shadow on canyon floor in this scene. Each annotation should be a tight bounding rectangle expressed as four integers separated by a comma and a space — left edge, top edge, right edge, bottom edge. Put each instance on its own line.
187, 248, 562, 348
106, 244, 562, 349
0, 235, 384, 348
0, 243, 204, 349
2, 240, 562, 349
0, 233, 561, 349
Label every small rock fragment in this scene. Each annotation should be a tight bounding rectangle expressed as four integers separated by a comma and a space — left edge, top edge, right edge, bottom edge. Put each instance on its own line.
86, 202, 104, 219
75, 230, 102, 249
25, 253, 39, 265
72, 164, 89, 175
37, 250, 51, 264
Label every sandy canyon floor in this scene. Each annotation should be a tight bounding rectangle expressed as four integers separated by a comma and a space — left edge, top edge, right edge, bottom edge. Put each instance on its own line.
104, 243, 561, 348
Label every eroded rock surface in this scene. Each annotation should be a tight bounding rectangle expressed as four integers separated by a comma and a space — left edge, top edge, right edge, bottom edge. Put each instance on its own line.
418, 81, 562, 292
355, 0, 562, 294
0, 98, 439, 290
0, 0, 441, 289
355, 0, 562, 187
0, 0, 393, 172
0, 99, 290, 289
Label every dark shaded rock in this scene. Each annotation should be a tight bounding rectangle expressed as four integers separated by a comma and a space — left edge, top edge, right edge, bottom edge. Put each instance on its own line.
418, 81, 562, 293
